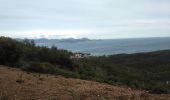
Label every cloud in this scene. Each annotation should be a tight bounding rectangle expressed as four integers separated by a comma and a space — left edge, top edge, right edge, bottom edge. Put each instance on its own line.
0, 0, 170, 39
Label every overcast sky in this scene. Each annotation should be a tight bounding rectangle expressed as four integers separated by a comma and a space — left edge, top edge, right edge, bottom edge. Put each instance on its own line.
0, 0, 170, 39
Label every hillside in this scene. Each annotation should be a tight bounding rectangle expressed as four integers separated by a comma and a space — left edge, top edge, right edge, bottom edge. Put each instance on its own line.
75, 50, 170, 93
1, 37, 170, 95
0, 65, 170, 100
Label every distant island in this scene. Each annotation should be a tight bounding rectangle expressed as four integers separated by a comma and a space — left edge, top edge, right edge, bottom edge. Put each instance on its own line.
17, 37, 170, 56
16, 37, 91, 43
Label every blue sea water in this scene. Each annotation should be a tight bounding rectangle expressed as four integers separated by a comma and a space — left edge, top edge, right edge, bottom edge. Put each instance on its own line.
36, 37, 170, 56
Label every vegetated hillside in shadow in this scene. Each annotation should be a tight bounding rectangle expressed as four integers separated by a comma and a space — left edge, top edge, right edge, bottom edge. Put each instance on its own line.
0, 36, 78, 77
0, 36, 170, 94
75, 50, 170, 93
1, 66, 170, 100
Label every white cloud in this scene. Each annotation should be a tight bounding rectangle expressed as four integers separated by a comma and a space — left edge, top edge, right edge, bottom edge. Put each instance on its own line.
0, 29, 91, 39
0, 0, 170, 38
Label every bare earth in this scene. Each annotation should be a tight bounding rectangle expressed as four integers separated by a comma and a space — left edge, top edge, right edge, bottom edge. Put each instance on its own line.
0, 65, 169, 100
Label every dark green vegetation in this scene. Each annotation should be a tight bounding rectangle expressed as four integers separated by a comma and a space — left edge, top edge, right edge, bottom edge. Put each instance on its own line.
0, 36, 170, 94
76, 51, 170, 94
0, 37, 78, 77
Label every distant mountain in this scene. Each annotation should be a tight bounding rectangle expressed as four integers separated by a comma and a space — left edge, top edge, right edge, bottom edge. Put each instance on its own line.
16, 38, 91, 43
57, 38, 90, 43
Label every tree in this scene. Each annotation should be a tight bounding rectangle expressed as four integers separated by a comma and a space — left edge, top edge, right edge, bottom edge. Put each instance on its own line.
0, 37, 22, 65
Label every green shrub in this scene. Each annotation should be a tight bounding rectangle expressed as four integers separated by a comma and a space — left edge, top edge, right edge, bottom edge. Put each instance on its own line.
21, 62, 47, 73
0, 37, 22, 66
54, 67, 79, 78
21, 62, 59, 73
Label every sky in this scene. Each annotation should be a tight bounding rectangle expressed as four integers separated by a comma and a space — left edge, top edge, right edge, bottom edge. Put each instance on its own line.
0, 0, 170, 39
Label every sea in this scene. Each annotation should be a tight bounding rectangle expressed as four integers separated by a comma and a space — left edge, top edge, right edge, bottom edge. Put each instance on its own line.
36, 37, 170, 56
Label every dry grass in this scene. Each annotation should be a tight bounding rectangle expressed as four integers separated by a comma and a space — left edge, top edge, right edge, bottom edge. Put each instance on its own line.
0, 65, 170, 100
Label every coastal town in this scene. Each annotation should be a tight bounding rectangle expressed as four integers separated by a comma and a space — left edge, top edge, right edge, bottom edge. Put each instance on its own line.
70, 53, 91, 59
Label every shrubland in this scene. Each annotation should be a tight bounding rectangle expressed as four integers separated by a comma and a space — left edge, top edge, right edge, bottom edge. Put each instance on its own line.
0, 36, 170, 94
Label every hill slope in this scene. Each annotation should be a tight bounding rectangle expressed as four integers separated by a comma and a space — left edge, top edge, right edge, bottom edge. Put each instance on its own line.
76, 50, 170, 93
0, 65, 169, 100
